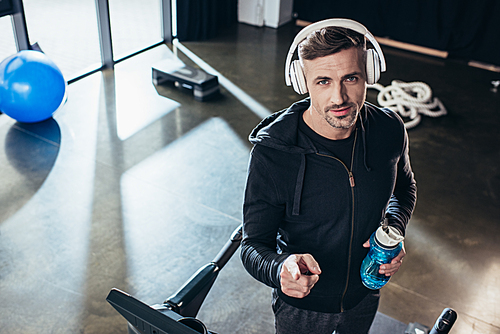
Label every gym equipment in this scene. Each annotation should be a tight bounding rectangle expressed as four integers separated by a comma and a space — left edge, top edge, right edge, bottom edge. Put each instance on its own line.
0, 50, 66, 123
106, 290, 206, 334
429, 308, 457, 334
284, 18, 386, 94
152, 60, 220, 102
369, 80, 447, 129
406, 308, 457, 334
107, 225, 242, 334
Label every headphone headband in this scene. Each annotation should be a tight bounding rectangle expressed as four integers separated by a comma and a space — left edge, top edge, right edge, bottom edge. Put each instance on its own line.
285, 18, 386, 87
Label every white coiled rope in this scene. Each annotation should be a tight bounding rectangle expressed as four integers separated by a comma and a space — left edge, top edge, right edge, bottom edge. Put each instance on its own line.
369, 80, 447, 129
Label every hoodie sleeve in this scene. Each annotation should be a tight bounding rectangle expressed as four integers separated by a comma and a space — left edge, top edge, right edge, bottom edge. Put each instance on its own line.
386, 123, 417, 236
240, 146, 290, 289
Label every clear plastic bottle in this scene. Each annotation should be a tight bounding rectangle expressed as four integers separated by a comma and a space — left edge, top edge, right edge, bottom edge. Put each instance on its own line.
360, 225, 404, 289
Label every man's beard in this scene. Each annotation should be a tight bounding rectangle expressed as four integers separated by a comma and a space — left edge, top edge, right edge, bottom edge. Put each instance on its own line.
322, 103, 358, 129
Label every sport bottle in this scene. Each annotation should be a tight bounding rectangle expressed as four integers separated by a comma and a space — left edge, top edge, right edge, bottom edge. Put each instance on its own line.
360, 224, 404, 289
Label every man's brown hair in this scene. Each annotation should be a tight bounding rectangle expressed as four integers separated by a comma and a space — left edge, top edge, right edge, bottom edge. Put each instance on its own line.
298, 26, 366, 64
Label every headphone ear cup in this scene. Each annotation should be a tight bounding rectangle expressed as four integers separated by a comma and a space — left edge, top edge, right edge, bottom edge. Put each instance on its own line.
365, 49, 380, 85
290, 60, 308, 94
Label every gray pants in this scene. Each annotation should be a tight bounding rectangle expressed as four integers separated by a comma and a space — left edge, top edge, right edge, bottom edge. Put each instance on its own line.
272, 290, 380, 334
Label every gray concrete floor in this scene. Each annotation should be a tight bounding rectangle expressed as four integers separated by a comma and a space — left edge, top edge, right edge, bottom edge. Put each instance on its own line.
1, 11, 500, 334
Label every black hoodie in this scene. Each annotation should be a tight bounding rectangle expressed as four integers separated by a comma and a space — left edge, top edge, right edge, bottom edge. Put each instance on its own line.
241, 98, 417, 313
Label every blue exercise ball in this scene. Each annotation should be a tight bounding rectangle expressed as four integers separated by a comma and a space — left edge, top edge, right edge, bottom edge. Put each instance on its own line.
0, 50, 66, 123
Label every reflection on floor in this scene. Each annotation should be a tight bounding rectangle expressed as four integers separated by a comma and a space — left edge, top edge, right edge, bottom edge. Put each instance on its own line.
0, 22, 499, 334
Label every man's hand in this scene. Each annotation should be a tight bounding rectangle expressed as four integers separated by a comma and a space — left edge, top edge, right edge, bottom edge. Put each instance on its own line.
280, 254, 321, 298
363, 240, 406, 276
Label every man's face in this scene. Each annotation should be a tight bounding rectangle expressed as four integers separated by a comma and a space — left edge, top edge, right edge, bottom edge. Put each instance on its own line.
303, 47, 367, 138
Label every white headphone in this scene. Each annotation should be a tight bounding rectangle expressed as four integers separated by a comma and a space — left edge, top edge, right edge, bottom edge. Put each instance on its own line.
285, 18, 386, 94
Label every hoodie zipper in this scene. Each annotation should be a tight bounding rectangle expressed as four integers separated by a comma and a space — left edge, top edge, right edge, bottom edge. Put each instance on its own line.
315, 128, 358, 312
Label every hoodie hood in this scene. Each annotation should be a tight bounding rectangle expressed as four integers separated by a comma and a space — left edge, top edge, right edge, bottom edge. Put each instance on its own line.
249, 98, 317, 155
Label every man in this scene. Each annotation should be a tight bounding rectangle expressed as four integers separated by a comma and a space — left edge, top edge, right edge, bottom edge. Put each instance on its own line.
241, 19, 417, 334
